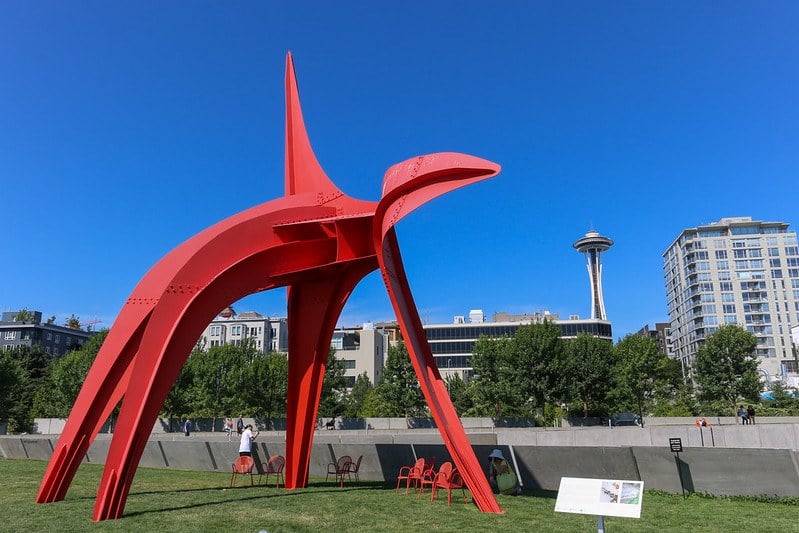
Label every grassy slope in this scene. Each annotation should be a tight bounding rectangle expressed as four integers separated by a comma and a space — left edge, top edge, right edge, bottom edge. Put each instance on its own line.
1, 458, 795, 533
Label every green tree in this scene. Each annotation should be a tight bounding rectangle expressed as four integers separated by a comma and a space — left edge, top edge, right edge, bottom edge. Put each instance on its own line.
566, 333, 614, 417
243, 351, 288, 420
613, 334, 663, 419
373, 342, 426, 418
0, 351, 29, 430
318, 348, 348, 418
444, 372, 473, 416
65, 314, 82, 330
30, 331, 108, 418
507, 322, 567, 416
343, 372, 373, 418
12, 308, 34, 323
470, 335, 513, 417
693, 324, 760, 412
183, 341, 257, 421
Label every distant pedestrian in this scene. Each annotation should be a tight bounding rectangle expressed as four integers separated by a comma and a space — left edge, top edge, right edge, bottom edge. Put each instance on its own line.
738, 405, 748, 425
236, 414, 244, 435
183, 418, 192, 437
747, 405, 756, 425
224, 417, 234, 441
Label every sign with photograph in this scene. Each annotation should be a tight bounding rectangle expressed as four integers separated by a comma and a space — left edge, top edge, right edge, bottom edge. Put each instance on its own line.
555, 477, 644, 519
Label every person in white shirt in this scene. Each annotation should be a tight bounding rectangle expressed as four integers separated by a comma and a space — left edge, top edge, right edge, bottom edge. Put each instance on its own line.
238, 424, 259, 456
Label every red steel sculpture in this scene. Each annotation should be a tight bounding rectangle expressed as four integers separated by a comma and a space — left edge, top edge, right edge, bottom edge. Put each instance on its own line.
36, 53, 503, 520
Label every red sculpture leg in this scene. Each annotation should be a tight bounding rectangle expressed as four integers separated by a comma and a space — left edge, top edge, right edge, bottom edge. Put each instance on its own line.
36, 310, 149, 503
284, 262, 374, 488
374, 153, 502, 513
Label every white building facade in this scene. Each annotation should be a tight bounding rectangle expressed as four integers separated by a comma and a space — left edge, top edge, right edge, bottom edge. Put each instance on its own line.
663, 217, 799, 381
332, 323, 390, 387
198, 308, 288, 353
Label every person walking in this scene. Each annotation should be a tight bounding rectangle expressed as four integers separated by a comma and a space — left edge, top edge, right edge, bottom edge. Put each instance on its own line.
738, 405, 748, 425
236, 414, 245, 435
239, 424, 260, 457
183, 418, 192, 437
747, 405, 756, 425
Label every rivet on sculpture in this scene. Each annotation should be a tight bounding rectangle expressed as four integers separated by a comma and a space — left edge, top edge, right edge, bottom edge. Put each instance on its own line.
35, 53, 503, 521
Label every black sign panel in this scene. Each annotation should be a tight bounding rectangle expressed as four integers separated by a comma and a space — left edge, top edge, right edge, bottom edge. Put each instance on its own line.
669, 437, 683, 453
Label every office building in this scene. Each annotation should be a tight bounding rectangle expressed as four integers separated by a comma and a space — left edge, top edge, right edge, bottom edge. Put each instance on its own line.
332, 323, 390, 387
424, 309, 612, 378
663, 217, 799, 380
0, 310, 93, 356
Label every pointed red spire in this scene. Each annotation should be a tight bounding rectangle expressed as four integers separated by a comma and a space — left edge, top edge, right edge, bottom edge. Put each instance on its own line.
284, 52, 340, 198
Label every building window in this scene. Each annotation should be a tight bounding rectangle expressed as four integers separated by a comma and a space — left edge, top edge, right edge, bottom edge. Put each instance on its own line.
715, 250, 728, 259
210, 326, 222, 336
55, 335, 61, 344
341, 360, 356, 369
4, 331, 16, 340
231, 325, 241, 336
786, 246, 799, 256
47, 332, 52, 341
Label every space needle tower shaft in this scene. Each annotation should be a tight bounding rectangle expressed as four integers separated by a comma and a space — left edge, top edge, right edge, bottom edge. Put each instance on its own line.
573, 230, 614, 320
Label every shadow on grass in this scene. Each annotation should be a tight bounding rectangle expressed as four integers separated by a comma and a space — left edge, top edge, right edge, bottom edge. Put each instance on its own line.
120, 480, 395, 518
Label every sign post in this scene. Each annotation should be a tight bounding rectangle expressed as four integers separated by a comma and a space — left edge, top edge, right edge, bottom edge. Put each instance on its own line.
669, 437, 687, 499
555, 477, 644, 532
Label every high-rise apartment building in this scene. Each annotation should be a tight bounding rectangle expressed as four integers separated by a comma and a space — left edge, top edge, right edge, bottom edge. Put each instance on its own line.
663, 217, 799, 380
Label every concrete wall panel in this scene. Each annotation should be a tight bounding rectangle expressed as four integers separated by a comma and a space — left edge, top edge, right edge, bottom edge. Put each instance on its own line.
160, 441, 216, 471
757, 425, 797, 450
513, 446, 639, 491
21, 438, 53, 460
86, 439, 110, 464
0, 438, 27, 459
138, 441, 167, 469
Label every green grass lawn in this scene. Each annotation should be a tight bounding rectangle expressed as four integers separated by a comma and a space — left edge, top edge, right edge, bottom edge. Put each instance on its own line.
1, 458, 795, 532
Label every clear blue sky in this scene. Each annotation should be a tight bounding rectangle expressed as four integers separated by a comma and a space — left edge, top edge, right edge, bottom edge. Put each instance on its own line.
2, 2, 798, 339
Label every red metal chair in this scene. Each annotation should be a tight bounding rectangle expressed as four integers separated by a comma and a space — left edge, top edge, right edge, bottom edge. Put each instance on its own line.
259, 455, 285, 488
430, 461, 467, 506
416, 459, 437, 499
346, 455, 363, 484
396, 457, 425, 494
326, 455, 352, 487
230, 456, 255, 487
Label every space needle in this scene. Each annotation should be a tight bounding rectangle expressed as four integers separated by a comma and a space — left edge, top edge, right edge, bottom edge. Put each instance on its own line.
573, 229, 614, 320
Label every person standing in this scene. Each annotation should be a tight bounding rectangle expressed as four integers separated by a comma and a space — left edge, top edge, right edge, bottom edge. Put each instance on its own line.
183, 418, 191, 437
239, 424, 260, 457
224, 417, 234, 441
236, 414, 245, 435
747, 405, 756, 425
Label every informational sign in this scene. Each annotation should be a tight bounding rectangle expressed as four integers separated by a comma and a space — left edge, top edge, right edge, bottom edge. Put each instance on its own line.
555, 477, 644, 519
669, 438, 683, 453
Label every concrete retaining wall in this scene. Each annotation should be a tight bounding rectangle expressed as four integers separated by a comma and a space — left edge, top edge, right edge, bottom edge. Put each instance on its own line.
4, 435, 799, 498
